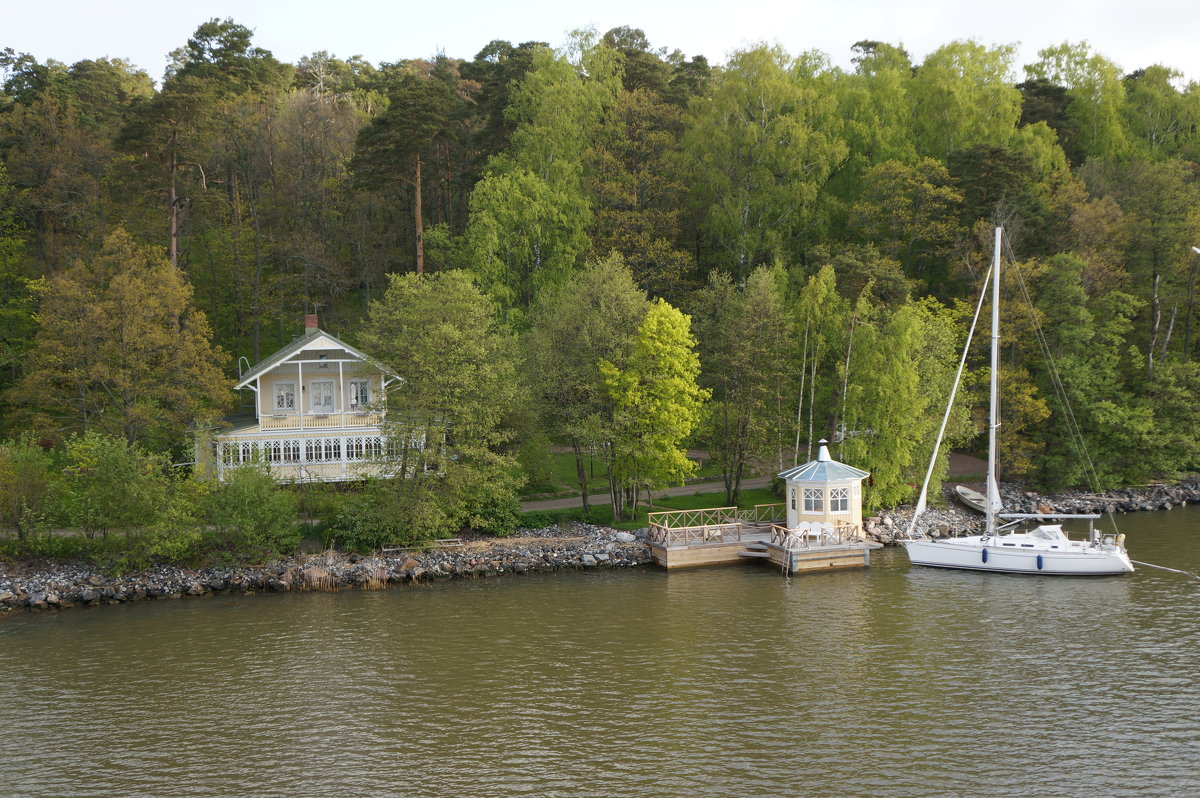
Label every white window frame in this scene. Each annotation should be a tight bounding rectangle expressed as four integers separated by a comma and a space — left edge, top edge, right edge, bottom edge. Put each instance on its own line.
273, 381, 296, 413
802, 488, 823, 513
310, 379, 336, 414
830, 486, 850, 513
348, 379, 371, 410
790, 488, 797, 511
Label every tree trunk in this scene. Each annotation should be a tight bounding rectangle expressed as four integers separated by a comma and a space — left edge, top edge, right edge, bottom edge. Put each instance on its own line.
572, 439, 590, 513
413, 153, 425, 277
168, 128, 179, 268
1148, 270, 1161, 379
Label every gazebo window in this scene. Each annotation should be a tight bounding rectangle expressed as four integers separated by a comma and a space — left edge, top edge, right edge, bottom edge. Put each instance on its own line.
802, 488, 823, 513
830, 487, 849, 513
790, 488, 797, 511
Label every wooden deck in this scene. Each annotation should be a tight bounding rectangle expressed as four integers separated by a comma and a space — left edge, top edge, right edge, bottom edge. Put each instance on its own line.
645, 506, 879, 573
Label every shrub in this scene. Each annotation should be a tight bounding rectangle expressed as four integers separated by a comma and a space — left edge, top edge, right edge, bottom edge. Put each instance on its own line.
0, 436, 57, 541
518, 505, 613, 530
327, 479, 430, 553
60, 431, 169, 539
204, 463, 299, 556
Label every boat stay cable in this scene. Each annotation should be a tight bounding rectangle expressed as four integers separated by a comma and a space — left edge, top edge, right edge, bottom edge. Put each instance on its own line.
1003, 237, 1121, 538
909, 259, 993, 534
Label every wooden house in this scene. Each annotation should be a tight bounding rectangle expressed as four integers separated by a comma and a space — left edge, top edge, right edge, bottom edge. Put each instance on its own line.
207, 315, 400, 483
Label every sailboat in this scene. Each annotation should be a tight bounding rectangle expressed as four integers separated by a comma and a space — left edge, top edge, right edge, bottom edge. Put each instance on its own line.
899, 227, 1133, 576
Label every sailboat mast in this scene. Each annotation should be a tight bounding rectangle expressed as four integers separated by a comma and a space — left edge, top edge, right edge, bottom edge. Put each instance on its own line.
986, 227, 1003, 536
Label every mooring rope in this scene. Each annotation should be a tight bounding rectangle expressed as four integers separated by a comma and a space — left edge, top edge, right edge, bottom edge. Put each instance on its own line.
1131, 560, 1200, 581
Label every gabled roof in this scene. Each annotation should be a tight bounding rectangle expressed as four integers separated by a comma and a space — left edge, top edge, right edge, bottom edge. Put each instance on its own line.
778, 441, 870, 482
235, 329, 398, 390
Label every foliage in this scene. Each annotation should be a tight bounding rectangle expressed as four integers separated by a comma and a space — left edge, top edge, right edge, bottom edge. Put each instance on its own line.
17, 228, 231, 450
691, 264, 794, 504
0, 435, 56, 540
57, 431, 171, 539
203, 461, 299, 555
4, 27, 1200, 505
360, 270, 523, 537
598, 299, 709, 519
522, 254, 649, 510
684, 45, 847, 279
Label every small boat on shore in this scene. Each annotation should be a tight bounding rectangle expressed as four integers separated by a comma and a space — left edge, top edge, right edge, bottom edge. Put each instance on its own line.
954, 484, 989, 514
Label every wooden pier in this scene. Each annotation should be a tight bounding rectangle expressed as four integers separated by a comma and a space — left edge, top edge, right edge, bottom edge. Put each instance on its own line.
646, 505, 880, 573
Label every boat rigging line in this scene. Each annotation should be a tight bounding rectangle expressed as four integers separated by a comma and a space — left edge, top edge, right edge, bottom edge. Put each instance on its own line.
1129, 560, 1200, 581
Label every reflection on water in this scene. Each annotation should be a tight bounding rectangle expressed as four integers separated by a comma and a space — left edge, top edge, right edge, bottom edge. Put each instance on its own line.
1, 508, 1197, 798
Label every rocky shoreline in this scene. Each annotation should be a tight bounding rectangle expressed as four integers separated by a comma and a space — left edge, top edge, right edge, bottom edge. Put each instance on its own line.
864, 478, 1200, 544
4, 477, 1198, 616
0, 524, 652, 616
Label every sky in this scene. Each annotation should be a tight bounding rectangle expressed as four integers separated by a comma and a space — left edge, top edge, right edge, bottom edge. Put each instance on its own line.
6, 0, 1200, 86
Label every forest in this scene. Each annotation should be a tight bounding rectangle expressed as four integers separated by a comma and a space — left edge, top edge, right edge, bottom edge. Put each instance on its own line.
2, 20, 1200, 554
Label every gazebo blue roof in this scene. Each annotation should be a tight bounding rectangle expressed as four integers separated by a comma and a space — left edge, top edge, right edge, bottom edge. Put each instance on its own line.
778, 441, 870, 482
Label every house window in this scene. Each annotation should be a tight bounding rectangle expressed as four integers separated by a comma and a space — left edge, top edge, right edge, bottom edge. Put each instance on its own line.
274, 382, 295, 412
790, 488, 797, 511
310, 380, 335, 413
830, 487, 850, 513
803, 488, 823, 513
348, 379, 370, 409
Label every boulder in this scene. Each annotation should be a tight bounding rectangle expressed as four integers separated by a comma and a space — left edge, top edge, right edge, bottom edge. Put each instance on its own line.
613, 532, 637, 544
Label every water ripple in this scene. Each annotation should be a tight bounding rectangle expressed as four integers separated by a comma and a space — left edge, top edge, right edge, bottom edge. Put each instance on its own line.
1, 508, 1198, 797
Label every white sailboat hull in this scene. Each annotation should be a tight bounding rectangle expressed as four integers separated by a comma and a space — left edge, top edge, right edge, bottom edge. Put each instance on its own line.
901, 536, 1134, 576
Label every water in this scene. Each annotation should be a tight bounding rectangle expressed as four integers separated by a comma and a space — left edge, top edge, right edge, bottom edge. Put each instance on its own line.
2, 509, 1197, 797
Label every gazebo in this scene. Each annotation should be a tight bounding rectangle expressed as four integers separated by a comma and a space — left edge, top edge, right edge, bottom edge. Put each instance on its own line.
776, 439, 870, 542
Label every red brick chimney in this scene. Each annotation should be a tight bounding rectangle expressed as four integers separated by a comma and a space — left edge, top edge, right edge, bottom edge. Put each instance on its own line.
304, 313, 319, 335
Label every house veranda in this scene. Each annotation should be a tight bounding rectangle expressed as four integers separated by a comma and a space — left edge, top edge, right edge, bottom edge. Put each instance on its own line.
207, 315, 400, 483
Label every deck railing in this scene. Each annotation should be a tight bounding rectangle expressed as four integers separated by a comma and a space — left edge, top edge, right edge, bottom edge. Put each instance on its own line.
259, 412, 381, 430
746, 503, 786, 524
647, 504, 789, 546
770, 522, 861, 548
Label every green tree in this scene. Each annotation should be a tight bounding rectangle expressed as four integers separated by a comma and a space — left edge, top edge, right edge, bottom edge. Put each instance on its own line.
598, 298, 708, 519
359, 270, 523, 538
522, 254, 649, 511
838, 296, 966, 509
588, 87, 695, 298
353, 57, 472, 276
466, 36, 621, 315
692, 265, 794, 504
18, 228, 231, 449
850, 158, 965, 288
1028, 255, 1147, 487
910, 40, 1021, 160
684, 45, 847, 280
1025, 42, 1131, 162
